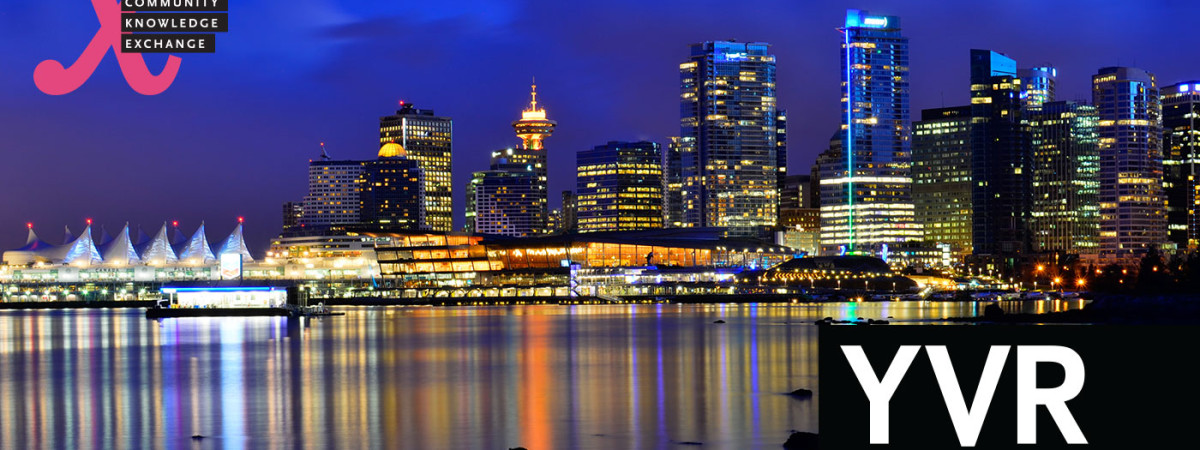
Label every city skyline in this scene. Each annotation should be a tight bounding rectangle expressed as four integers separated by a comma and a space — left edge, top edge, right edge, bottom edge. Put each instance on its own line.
2, 1, 1196, 252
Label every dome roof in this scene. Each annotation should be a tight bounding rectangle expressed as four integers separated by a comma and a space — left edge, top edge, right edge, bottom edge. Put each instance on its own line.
378, 142, 406, 158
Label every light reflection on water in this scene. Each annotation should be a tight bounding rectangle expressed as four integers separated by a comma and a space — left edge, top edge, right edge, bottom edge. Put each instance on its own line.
0, 300, 1081, 449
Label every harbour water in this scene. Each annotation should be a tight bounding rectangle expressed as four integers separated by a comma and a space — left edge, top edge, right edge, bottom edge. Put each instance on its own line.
0, 300, 1083, 449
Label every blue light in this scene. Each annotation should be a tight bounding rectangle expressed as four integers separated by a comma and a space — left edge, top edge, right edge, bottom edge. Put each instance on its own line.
163, 286, 276, 293
1183, 85, 1191, 93
1194, 84, 1200, 92
845, 9, 888, 29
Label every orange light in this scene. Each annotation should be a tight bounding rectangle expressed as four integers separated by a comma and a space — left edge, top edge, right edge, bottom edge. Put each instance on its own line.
1036, 265, 1045, 272
1053, 277, 1062, 284
1076, 279, 1086, 287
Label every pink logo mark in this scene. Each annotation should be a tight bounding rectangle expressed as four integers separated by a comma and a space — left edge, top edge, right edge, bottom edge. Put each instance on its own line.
34, 0, 182, 95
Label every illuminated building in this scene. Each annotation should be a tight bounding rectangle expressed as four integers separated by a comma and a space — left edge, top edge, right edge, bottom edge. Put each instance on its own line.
970, 49, 1031, 257
1093, 67, 1166, 266
1162, 80, 1200, 250
302, 159, 363, 227
379, 103, 453, 232
465, 149, 542, 237
679, 41, 779, 237
509, 82, 556, 234
1019, 66, 1057, 111
913, 106, 973, 258
360, 143, 425, 231
776, 109, 788, 202
281, 201, 303, 232
561, 191, 578, 233
822, 10, 922, 255
779, 175, 819, 230
1027, 101, 1099, 255
576, 141, 664, 232
663, 137, 685, 228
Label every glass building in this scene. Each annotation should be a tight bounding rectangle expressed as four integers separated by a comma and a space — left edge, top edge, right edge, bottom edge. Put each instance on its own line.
576, 141, 664, 232
1019, 66, 1057, 111
1027, 101, 1099, 255
379, 104, 453, 232
360, 143, 425, 231
465, 149, 543, 237
913, 106, 974, 258
1162, 80, 1200, 250
969, 49, 1031, 257
679, 41, 779, 237
1093, 67, 1165, 266
663, 136, 685, 228
821, 10, 922, 255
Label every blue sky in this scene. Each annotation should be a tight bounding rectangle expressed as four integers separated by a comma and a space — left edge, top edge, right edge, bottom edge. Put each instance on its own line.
0, 0, 1195, 251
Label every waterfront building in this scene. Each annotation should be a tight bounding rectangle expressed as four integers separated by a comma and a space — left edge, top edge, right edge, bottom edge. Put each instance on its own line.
465, 149, 543, 237
679, 41, 779, 236
1027, 101, 1100, 255
576, 141, 664, 232
821, 10, 922, 255
1162, 80, 1200, 250
1020, 66, 1057, 111
778, 174, 820, 231
281, 201, 303, 232
970, 49, 1031, 257
663, 137, 685, 228
912, 106, 974, 258
776, 109, 788, 203
1093, 67, 1166, 266
379, 103, 453, 232
301, 159, 363, 228
360, 143, 425, 231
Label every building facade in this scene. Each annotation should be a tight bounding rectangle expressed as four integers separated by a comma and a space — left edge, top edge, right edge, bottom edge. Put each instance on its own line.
379, 104, 453, 232
1093, 67, 1166, 266
1019, 66, 1057, 111
360, 143, 425, 231
779, 174, 820, 231
509, 83, 556, 234
466, 149, 544, 237
301, 160, 364, 227
1162, 80, 1200, 250
679, 41, 779, 236
970, 49, 1031, 257
912, 106, 974, 258
663, 137, 685, 228
1027, 101, 1100, 255
821, 10, 922, 254
576, 141, 664, 232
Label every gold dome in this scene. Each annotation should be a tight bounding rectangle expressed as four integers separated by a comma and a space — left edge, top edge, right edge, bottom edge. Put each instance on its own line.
379, 142, 406, 158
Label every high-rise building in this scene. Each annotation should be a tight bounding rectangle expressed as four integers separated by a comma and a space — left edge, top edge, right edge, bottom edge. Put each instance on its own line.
970, 49, 1031, 256
561, 191, 578, 233
465, 149, 542, 237
1027, 101, 1100, 255
779, 174, 820, 231
821, 10, 921, 254
913, 106, 974, 258
379, 103, 453, 232
360, 143, 425, 230
301, 159, 364, 228
776, 109, 788, 205
679, 40, 779, 237
576, 141, 664, 232
663, 137, 685, 228
1019, 66, 1057, 111
1162, 80, 1200, 250
1093, 67, 1166, 266
282, 201, 303, 232
509, 82, 556, 234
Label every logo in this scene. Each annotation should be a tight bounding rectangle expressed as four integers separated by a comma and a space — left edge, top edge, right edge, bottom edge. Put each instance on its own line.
34, 0, 228, 95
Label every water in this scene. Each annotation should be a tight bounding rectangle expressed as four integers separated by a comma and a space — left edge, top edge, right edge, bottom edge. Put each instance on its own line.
0, 300, 1082, 449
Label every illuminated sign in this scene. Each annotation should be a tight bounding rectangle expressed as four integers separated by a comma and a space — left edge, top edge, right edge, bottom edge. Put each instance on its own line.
863, 17, 888, 27
1183, 85, 1192, 93
719, 52, 748, 62
220, 253, 243, 280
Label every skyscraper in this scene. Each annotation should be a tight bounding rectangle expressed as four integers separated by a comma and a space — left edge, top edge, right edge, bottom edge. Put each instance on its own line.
913, 106, 974, 258
379, 103, 453, 232
970, 49, 1031, 257
281, 201, 303, 232
301, 159, 364, 228
663, 137, 685, 228
465, 148, 542, 237
679, 41, 779, 237
1019, 66, 1057, 111
821, 10, 921, 255
1027, 101, 1100, 255
1093, 67, 1165, 266
575, 141, 664, 232
360, 143, 425, 230
1162, 80, 1200, 250
509, 82, 556, 234
778, 174, 820, 231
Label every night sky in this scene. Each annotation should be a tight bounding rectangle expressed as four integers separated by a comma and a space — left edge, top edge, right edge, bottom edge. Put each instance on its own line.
0, 0, 1194, 253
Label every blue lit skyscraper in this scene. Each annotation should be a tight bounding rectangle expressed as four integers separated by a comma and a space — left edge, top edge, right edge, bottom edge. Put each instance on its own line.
820, 10, 922, 255
1020, 66, 1057, 111
970, 49, 1031, 257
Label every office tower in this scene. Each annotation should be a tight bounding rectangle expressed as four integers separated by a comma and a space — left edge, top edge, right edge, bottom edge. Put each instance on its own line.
1020, 66, 1057, 111
379, 103, 453, 232
465, 149, 542, 237
821, 10, 921, 255
779, 175, 820, 230
776, 109, 788, 206
576, 141, 664, 232
508, 82, 556, 234
1162, 81, 1200, 250
561, 191, 578, 233
360, 143, 425, 230
970, 49, 1031, 256
281, 201, 303, 232
301, 159, 364, 228
663, 137, 685, 228
679, 40, 779, 236
1093, 67, 1165, 266
913, 106, 974, 258
1027, 101, 1100, 254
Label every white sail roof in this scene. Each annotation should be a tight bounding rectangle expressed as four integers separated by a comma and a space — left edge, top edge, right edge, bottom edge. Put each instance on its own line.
63, 226, 76, 245
179, 222, 217, 264
140, 222, 179, 265
216, 223, 255, 262
60, 224, 103, 265
101, 223, 140, 265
